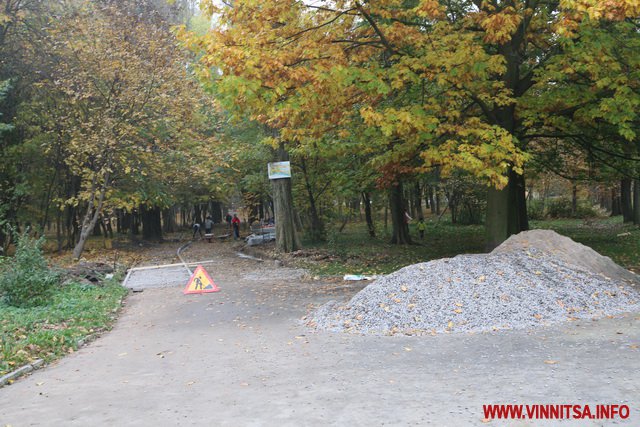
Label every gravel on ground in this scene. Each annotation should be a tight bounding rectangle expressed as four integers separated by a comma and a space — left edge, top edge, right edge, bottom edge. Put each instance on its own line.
308, 230, 640, 335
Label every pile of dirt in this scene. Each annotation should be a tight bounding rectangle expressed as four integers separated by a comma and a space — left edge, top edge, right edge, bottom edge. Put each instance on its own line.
307, 230, 640, 335
493, 229, 639, 285
63, 262, 115, 286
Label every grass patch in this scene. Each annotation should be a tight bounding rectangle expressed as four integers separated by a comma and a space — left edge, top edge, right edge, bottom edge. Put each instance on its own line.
0, 278, 128, 377
293, 217, 640, 276
296, 220, 485, 275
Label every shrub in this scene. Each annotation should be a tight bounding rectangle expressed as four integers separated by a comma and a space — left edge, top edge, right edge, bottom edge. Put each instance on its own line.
544, 197, 599, 219
0, 232, 60, 307
527, 199, 545, 221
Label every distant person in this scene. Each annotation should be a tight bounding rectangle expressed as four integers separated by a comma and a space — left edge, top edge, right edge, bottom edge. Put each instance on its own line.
232, 214, 241, 240
417, 217, 426, 239
404, 210, 413, 224
204, 216, 214, 235
192, 222, 202, 239
225, 213, 232, 231
204, 216, 214, 242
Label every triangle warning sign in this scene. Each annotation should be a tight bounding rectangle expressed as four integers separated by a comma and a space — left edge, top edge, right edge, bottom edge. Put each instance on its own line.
183, 265, 220, 294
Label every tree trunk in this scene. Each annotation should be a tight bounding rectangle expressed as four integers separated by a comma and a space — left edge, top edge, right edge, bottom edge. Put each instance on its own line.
621, 178, 633, 223
633, 179, 640, 225
362, 191, 375, 238
300, 158, 325, 242
571, 184, 578, 217
193, 204, 203, 225
514, 171, 529, 232
384, 204, 388, 232
121, 210, 131, 234
611, 187, 621, 216
104, 216, 113, 238
449, 189, 457, 224
272, 144, 300, 252
428, 185, 436, 214
93, 217, 103, 236
485, 169, 528, 250
413, 181, 423, 220
56, 209, 63, 253
98, 216, 108, 238
389, 182, 411, 244
72, 182, 108, 259
130, 211, 140, 236
163, 207, 176, 233
211, 201, 223, 223
141, 206, 163, 241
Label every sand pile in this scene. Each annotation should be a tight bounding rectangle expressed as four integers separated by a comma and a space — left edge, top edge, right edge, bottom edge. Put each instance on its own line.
307, 230, 639, 335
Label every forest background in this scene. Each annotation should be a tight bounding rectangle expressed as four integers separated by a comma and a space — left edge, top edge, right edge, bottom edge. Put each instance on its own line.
0, 0, 639, 260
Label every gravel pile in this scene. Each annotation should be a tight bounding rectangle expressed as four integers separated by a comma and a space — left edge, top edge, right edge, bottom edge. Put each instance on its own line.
307, 230, 640, 335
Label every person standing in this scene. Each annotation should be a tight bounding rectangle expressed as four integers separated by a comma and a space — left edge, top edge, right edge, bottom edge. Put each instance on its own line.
204, 216, 214, 242
232, 214, 241, 240
404, 210, 413, 224
417, 217, 426, 240
204, 216, 214, 235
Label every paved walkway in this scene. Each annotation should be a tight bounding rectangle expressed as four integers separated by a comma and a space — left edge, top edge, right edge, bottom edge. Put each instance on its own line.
1, 246, 639, 426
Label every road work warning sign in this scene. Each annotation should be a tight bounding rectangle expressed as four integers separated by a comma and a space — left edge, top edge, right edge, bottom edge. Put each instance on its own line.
183, 265, 220, 294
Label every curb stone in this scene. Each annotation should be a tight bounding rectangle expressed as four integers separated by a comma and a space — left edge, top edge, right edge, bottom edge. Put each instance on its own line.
0, 294, 126, 388
0, 359, 43, 387
0, 332, 99, 388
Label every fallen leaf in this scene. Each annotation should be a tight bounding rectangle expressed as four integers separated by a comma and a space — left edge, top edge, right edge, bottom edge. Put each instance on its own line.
455, 302, 463, 307
544, 360, 558, 365
447, 321, 454, 329
454, 308, 463, 314
400, 285, 408, 292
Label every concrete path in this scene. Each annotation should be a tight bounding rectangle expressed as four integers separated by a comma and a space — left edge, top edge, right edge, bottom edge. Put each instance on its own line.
1, 246, 639, 426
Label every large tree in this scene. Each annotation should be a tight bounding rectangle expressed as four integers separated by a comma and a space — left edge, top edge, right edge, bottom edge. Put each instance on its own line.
12, 1, 219, 258
190, 0, 638, 247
